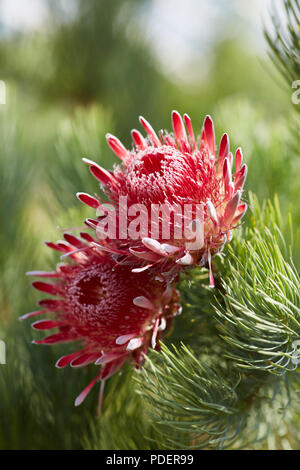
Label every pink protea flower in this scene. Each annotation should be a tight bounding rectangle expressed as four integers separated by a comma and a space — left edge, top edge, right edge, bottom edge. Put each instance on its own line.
78, 111, 247, 285
21, 233, 180, 410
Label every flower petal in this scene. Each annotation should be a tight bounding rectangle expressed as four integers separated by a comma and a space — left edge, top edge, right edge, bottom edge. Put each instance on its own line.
76, 192, 100, 209
139, 116, 161, 146
106, 133, 128, 162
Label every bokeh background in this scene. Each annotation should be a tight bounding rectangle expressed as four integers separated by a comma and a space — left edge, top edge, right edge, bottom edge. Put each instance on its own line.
0, 0, 299, 449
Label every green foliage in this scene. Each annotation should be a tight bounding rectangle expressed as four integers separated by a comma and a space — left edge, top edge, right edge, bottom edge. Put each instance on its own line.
0, 90, 33, 261
216, 98, 293, 200
0, 90, 99, 450
136, 196, 300, 449
136, 345, 242, 449
265, 0, 300, 92
0, 320, 98, 450
49, 105, 114, 212
83, 367, 164, 450
216, 204, 299, 375
215, 97, 300, 264
0, 0, 176, 141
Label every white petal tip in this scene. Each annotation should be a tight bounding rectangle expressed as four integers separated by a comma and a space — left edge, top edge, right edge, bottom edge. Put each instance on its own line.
126, 338, 143, 351
176, 253, 193, 265
74, 397, 83, 407
133, 296, 155, 310
116, 333, 136, 345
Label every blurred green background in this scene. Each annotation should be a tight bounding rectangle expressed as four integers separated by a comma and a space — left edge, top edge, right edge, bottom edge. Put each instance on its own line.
0, 0, 299, 449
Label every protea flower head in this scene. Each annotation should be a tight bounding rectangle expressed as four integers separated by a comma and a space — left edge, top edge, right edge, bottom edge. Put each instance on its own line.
21, 233, 180, 410
78, 111, 247, 285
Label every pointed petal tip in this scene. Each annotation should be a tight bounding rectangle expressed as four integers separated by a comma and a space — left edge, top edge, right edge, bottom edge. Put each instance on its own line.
208, 251, 215, 288
74, 372, 102, 406
94, 357, 103, 366
19, 309, 46, 322
138, 116, 160, 146
204, 114, 213, 123
176, 253, 193, 266
183, 113, 196, 146
131, 129, 140, 139
219, 133, 230, 158
142, 237, 165, 255
171, 110, 187, 146
26, 270, 58, 278
131, 265, 152, 273
133, 296, 155, 310
32, 281, 57, 296
82, 157, 96, 165
202, 115, 215, 154
131, 128, 146, 149
76, 192, 99, 209
31, 319, 61, 331
19, 313, 30, 322
116, 333, 136, 345
74, 396, 83, 407
105, 133, 129, 159
224, 190, 242, 224
126, 337, 143, 351
235, 147, 243, 173
89, 164, 115, 187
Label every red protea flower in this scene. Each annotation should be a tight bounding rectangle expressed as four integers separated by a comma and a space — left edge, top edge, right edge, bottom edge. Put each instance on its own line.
78, 111, 247, 286
21, 233, 180, 410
